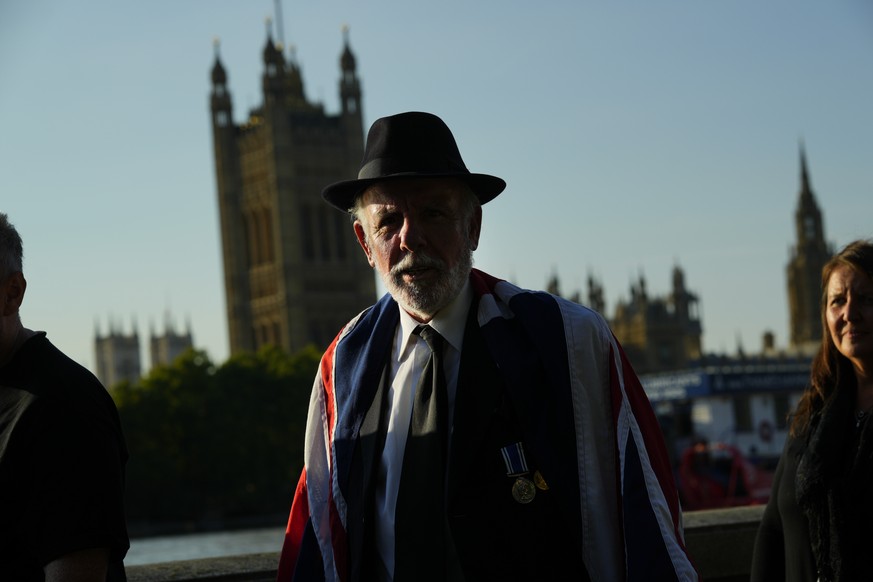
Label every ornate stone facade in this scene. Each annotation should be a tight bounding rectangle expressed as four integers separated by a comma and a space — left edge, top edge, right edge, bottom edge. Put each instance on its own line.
209, 27, 376, 356
609, 266, 703, 374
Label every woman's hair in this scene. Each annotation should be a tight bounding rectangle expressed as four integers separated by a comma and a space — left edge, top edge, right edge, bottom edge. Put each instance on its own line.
790, 238, 873, 437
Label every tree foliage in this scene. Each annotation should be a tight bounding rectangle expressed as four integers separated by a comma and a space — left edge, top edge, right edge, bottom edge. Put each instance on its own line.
112, 345, 319, 528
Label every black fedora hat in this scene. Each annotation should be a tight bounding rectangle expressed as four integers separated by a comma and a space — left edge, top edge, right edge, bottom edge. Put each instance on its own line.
322, 111, 506, 212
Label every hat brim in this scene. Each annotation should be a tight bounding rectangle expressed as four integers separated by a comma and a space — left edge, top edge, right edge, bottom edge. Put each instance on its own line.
322, 172, 506, 213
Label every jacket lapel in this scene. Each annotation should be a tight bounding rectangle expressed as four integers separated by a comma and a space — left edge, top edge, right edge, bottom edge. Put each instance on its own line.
446, 300, 505, 506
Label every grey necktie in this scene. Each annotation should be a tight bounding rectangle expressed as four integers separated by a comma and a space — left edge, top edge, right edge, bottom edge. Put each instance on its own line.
393, 325, 448, 581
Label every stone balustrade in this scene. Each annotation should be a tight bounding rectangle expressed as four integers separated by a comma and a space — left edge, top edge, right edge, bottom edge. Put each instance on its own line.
126, 505, 765, 582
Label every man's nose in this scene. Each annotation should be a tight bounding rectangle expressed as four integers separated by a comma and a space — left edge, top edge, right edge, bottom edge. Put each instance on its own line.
399, 217, 425, 252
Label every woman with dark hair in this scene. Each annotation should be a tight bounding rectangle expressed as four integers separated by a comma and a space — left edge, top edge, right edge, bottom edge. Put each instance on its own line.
751, 239, 873, 581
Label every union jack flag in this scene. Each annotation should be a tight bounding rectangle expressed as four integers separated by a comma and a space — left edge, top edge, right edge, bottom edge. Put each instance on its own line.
277, 269, 698, 582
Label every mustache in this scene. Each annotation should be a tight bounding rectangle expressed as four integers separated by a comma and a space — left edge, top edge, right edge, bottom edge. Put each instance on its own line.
390, 253, 445, 277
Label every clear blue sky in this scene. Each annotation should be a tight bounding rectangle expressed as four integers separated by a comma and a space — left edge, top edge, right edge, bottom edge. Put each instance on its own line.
2, 0, 871, 374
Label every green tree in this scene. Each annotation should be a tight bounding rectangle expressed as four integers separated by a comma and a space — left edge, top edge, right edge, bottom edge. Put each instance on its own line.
114, 345, 318, 528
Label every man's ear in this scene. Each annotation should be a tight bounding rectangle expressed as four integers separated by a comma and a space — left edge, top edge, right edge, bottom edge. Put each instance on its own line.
2, 272, 26, 316
353, 221, 376, 268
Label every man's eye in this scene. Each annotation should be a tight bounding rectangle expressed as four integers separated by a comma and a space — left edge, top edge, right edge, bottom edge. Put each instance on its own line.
376, 216, 401, 229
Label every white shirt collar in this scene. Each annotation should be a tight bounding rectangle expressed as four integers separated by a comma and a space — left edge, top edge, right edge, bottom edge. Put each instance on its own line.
397, 280, 472, 355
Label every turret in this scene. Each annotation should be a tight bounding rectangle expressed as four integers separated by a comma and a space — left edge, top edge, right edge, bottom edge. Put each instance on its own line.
262, 19, 286, 102
794, 140, 825, 249
210, 39, 232, 128
339, 25, 362, 118
283, 44, 306, 103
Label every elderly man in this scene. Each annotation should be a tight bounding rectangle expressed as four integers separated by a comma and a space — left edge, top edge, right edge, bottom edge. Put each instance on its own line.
277, 112, 697, 582
0, 213, 129, 581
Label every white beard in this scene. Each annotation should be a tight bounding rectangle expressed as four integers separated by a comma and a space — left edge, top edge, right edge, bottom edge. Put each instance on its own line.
382, 244, 474, 320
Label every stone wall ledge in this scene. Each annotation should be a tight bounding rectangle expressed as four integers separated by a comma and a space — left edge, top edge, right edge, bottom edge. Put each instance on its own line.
126, 505, 766, 582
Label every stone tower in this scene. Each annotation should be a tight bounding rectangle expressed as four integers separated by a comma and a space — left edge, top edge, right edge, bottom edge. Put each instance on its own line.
209, 26, 376, 356
94, 318, 141, 389
786, 143, 832, 352
149, 315, 194, 369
